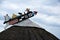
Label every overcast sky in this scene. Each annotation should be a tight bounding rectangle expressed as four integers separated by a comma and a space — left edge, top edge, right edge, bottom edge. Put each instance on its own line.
0, 0, 60, 31
0, 0, 60, 39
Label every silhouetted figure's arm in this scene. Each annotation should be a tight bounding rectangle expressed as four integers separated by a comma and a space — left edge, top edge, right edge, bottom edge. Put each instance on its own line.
18, 12, 22, 16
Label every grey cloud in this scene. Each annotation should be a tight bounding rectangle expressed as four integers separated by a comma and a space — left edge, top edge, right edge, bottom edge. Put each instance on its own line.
32, 17, 60, 27
42, 0, 60, 6
0, 0, 60, 28
0, 0, 3, 3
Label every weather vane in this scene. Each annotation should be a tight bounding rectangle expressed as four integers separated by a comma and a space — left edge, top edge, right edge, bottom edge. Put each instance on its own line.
3, 8, 37, 29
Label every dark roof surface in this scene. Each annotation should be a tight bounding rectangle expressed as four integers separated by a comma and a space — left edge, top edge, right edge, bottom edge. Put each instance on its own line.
0, 26, 59, 40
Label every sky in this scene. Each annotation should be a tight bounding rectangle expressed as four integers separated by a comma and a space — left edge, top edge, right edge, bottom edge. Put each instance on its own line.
0, 0, 60, 39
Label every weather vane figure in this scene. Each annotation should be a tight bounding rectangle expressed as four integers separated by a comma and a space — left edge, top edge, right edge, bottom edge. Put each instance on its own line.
3, 8, 37, 29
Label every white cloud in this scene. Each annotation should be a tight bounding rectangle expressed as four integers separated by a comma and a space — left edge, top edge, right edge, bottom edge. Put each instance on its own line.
34, 13, 60, 25
0, 20, 7, 32
0, 20, 5, 27
0, 10, 8, 16
1, 1, 19, 10
0, 10, 12, 17
0, 10, 13, 20
0, 0, 60, 27
41, 5, 60, 15
0, 0, 36, 13
0, 0, 60, 38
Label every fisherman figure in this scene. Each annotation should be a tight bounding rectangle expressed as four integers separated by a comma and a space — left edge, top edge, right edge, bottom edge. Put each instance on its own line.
3, 8, 37, 28
12, 14, 17, 19
24, 8, 31, 14
24, 8, 31, 18
4, 14, 11, 29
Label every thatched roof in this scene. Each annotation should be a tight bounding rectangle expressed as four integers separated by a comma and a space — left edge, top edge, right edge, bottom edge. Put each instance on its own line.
0, 26, 59, 40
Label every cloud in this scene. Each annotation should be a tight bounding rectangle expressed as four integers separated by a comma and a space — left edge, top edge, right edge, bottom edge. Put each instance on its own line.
0, 0, 60, 28
0, 10, 8, 16
0, 20, 5, 27
40, 5, 60, 15
0, 10, 13, 20
0, 20, 5, 32
0, 0, 60, 38
0, 0, 3, 3
32, 13, 60, 27
0, 0, 36, 13
1, 1, 19, 10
